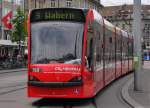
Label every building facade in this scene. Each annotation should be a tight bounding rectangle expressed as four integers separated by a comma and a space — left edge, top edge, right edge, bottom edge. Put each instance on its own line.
24, 0, 103, 13
0, 0, 19, 61
101, 5, 150, 50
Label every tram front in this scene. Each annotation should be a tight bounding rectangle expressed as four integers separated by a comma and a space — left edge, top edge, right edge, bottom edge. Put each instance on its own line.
28, 8, 92, 98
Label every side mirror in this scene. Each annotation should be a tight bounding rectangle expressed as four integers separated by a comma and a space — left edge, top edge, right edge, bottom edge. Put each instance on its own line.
85, 56, 89, 68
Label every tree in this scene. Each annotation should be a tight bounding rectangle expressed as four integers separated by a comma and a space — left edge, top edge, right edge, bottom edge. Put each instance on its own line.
10, 7, 27, 56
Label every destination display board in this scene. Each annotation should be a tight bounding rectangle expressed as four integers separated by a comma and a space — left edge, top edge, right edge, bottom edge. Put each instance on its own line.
30, 8, 85, 22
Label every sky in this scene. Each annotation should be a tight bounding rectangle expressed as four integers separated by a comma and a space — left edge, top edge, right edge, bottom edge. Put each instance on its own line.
101, 0, 150, 6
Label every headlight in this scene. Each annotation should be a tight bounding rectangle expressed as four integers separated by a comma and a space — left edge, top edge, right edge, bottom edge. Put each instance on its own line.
30, 68, 41, 72
69, 76, 82, 82
29, 76, 39, 81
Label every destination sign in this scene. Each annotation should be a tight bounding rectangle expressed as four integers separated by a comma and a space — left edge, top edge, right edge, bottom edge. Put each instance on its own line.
30, 8, 85, 22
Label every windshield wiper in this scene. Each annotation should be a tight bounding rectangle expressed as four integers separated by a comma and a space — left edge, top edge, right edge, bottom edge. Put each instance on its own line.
36, 54, 76, 64
37, 58, 64, 64
36, 58, 50, 64
60, 53, 76, 61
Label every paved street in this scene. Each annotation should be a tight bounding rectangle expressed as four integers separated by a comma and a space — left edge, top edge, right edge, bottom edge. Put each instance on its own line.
95, 74, 132, 108
122, 61, 150, 108
0, 70, 133, 108
0, 71, 26, 97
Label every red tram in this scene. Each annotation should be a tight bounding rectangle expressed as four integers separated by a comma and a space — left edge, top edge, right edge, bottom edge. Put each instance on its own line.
28, 8, 133, 98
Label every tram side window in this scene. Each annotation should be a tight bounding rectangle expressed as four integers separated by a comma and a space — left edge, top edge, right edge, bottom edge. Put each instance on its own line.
128, 40, 133, 60
122, 37, 126, 62
94, 22, 101, 67
94, 22, 104, 68
122, 39, 124, 60
126, 38, 128, 60
126, 38, 129, 60
109, 36, 114, 63
105, 28, 113, 64
116, 36, 122, 62
105, 29, 109, 64
96, 30, 101, 66
94, 22, 104, 67
99, 24, 103, 65
111, 35, 115, 63
122, 38, 127, 61
89, 38, 94, 67
120, 35, 122, 61
110, 34, 115, 63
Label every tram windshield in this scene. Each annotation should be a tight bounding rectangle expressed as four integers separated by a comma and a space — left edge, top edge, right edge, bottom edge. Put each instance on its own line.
31, 21, 84, 64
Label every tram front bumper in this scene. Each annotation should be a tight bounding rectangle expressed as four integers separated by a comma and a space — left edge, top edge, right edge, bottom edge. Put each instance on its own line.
28, 81, 83, 87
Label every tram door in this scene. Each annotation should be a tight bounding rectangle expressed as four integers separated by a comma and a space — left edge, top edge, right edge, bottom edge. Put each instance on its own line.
94, 24, 104, 91
85, 18, 98, 87
86, 20, 104, 91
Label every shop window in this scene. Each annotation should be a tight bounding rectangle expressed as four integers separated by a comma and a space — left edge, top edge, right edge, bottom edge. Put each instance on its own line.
66, 0, 72, 7
51, 0, 55, 7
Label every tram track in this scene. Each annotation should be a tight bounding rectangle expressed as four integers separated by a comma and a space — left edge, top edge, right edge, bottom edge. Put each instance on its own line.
0, 83, 25, 89
0, 71, 26, 94
0, 85, 26, 95
0, 74, 27, 96
0, 69, 27, 75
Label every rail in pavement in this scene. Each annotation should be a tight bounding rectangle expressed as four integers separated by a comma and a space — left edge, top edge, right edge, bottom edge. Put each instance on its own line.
0, 68, 27, 74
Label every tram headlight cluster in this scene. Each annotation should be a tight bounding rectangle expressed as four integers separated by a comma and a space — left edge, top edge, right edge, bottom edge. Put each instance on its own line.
69, 76, 82, 82
29, 76, 39, 81
30, 68, 41, 72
